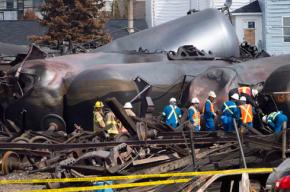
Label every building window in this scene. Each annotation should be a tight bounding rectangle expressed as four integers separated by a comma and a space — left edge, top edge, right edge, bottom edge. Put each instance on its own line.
6, 0, 14, 10
283, 17, 290, 42
33, 0, 44, 9
0, 12, 3, 20
248, 21, 255, 29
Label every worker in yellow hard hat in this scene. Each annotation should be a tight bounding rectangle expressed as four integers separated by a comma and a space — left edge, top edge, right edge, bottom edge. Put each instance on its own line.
93, 101, 105, 132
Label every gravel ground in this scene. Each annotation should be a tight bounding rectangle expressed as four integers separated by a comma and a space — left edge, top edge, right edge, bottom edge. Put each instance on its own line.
0, 172, 51, 192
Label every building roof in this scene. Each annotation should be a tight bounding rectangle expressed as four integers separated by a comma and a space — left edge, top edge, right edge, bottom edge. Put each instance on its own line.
105, 19, 148, 40
0, 20, 47, 45
232, 1, 261, 14
0, 19, 148, 45
0, 42, 28, 56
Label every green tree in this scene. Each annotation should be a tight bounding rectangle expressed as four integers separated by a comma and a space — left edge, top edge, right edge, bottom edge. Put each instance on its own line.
31, 0, 111, 46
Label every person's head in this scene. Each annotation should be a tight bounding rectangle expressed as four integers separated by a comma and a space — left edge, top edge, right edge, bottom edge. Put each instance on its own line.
230, 93, 239, 102
94, 101, 104, 111
208, 91, 216, 102
262, 115, 267, 123
240, 96, 247, 104
191, 97, 200, 107
123, 102, 133, 109
169, 97, 177, 106
252, 89, 258, 97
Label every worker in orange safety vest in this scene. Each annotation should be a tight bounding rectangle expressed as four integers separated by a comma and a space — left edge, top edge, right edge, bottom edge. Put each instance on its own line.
188, 97, 201, 132
203, 91, 217, 131
238, 96, 254, 128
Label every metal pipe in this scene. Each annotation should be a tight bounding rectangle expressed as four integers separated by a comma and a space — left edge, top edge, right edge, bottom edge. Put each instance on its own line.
129, 85, 151, 103
282, 121, 287, 160
21, 109, 27, 132
233, 119, 247, 168
128, 0, 134, 33
188, 124, 196, 170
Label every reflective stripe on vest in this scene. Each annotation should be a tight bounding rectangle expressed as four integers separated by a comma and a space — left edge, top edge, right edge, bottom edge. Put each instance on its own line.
192, 107, 201, 126
168, 105, 179, 124
238, 87, 251, 96
222, 102, 236, 115
202, 99, 214, 113
268, 111, 281, 121
239, 104, 253, 124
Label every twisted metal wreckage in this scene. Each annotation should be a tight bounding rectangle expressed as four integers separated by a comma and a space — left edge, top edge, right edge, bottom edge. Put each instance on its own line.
0, 8, 290, 191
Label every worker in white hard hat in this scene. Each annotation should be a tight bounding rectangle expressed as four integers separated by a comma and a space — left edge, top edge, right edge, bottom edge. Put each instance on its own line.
262, 111, 288, 133
123, 102, 136, 117
229, 86, 259, 107
188, 97, 201, 132
238, 96, 254, 128
116, 102, 136, 134
221, 93, 240, 132
162, 97, 182, 128
93, 101, 106, 132
202, 91, 217, 131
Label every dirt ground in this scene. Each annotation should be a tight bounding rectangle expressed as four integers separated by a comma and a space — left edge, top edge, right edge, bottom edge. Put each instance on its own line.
0, 172, 50, 192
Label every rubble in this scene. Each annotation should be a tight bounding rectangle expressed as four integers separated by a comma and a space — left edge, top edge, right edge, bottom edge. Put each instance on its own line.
0, 98, 287, 191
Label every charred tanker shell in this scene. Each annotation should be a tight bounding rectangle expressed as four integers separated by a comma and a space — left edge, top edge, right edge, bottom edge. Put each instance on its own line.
1, 8, 290, 132
261, 64, 290, 123
3, 53, 290, 132
1, 50, 231, 132
188, 55, 290, 110
98, 9, 240, 58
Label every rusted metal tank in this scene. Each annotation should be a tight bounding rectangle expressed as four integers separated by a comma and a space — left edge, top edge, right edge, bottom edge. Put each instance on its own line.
98, 9, 240, 58
261, 64, 290, 123
3, 52, 230, 132
188, 55, 290, 110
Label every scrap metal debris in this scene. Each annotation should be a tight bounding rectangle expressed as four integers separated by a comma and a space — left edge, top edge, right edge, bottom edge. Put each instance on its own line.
0, 98, 287, 191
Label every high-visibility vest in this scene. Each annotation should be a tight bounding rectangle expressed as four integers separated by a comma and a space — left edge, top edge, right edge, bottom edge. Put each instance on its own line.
222, 102, 237, 115
239, 104, 253, 124
268, 111, 281, 122
238, 87, 251, 96
105, 112, 119, 135
190, 106, 200, 126
202, 99, 214, 113
93, 111, 105, 131
168, 105, 179, 124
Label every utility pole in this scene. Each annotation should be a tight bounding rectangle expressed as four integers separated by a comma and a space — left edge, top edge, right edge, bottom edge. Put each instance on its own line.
128, 0, 134, 33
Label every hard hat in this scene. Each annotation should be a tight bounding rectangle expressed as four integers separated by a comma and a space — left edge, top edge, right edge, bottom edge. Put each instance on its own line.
95, 101, 104, 108
124, 102, 133, 109
231, 93, 239, 100
240, 96, 247, 102
169, 97, 177, 103
262, 115, 267, 123
208, 91, 216, 98
252, 89, 258, 97
191, 97, 200, 104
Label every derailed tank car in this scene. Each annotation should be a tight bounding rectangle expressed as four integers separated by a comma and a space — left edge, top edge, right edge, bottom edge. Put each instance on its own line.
1, 9, 290, 132
260, 64, 290, 127
0, 9, 240, 132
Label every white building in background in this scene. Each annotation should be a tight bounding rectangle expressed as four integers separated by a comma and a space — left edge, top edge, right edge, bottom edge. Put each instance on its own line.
145, 0, 255, 27
231, 1, 263, 48
0, 0, 43, 20
259, 0, 290, 55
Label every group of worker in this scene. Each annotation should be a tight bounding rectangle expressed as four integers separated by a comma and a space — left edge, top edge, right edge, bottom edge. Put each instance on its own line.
162, 86, 288, 134
93, 101, 136, 136
93, 86, 288, 135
